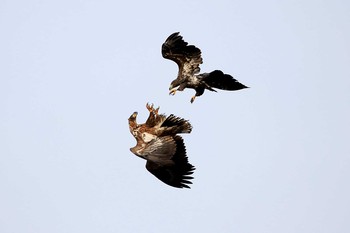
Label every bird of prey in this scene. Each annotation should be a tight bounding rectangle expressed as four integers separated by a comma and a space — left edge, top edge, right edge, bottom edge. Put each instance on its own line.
128, 103, 195, 188
162, 32, 248, 103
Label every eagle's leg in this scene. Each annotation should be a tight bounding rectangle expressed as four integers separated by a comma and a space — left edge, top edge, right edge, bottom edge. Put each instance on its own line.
169, 88, 177, 96
191, 88, 204, 103
190, 96, 196, 103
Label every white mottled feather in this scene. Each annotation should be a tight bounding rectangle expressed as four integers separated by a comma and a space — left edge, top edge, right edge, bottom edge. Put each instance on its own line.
142, 132, 157, 143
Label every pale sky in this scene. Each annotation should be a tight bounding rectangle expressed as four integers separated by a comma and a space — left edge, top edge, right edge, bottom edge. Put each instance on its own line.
1, 0, 350, 232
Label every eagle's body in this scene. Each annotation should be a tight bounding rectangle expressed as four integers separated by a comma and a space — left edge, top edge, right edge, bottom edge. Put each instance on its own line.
128, 103, 194, 188
162, 32, 248, 103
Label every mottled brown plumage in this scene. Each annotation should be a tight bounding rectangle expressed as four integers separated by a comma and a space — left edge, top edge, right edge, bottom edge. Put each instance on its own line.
128, 103, 194, 188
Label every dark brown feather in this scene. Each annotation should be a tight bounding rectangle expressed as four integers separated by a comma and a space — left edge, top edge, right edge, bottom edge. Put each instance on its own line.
203, 70, 249, 91
145, 136, 195, 188
162, 32, 203, 78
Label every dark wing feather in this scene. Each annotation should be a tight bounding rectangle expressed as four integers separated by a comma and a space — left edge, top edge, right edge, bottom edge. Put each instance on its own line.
204, 70, 248, 91
162, 32, 203, 77
145, 136, 195, 188
159, 114, 192, 134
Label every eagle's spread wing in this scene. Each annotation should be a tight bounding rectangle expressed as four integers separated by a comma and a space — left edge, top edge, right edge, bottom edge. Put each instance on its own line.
203, 70, 248, 91
146, 136, 195, 188
162, 32, 203, 79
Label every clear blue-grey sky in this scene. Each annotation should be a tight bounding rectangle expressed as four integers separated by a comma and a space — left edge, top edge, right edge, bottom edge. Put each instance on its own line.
1, 0, 350, 232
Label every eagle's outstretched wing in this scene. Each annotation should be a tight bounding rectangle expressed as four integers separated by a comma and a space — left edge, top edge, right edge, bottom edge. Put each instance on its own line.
162, 32, 203, 79
146, 136, 195, 189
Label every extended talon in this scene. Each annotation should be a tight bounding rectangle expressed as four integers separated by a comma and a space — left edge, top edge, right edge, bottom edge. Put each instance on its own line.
169, 88, 177, 96
146, 103, 154, 112
146, 103, 160, 116
190, 96, 196, 103
154, 107, 160, 115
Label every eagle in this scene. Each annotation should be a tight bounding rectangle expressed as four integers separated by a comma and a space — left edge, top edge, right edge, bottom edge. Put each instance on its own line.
162, 32, 248, 103
128, 103, 195, 188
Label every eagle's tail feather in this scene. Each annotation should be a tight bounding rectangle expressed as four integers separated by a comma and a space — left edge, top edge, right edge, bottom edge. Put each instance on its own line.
161, 114, 192, 134
203, 70, 248, 91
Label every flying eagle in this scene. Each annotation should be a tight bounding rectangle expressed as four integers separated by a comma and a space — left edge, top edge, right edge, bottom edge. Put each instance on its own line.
128, 103, 195, 188
162, 32, 248, 103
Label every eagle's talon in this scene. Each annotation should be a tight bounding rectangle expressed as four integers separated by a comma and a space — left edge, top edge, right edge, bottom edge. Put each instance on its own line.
146, 103, 151, 112
146, 103, 155, 112
190, 96, 196, 103
154, 107, 160, 115
169, 88, 177, 96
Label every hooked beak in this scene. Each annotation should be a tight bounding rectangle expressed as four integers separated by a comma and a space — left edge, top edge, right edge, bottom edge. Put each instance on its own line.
129, 112, 138, 120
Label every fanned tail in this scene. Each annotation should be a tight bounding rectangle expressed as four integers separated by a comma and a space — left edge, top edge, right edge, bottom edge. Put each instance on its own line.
203, 70, 248, 91
160, 114, 192, 134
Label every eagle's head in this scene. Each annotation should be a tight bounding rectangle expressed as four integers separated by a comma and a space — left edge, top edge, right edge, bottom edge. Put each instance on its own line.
128, 111, 138, 122
129, 111, 138, 119
128, 112, 138, 132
